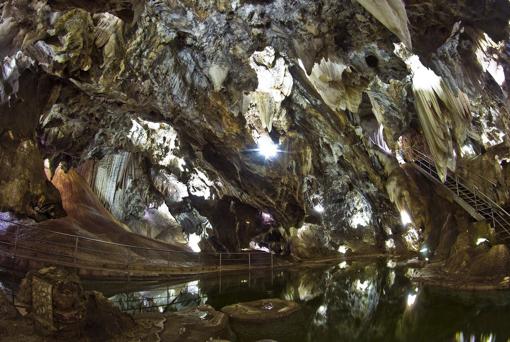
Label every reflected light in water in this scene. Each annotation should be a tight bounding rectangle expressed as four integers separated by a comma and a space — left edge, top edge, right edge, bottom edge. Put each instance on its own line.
338, 245, 348, 254
455, 332, 495, 342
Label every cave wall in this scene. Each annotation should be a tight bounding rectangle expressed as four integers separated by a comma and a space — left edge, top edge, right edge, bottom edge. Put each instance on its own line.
1, 0, 510, 256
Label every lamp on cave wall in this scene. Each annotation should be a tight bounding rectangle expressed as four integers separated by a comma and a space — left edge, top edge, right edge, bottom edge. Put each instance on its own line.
400, 209, 412, 227
313, 203, 325, 213
256, 134, 279, 159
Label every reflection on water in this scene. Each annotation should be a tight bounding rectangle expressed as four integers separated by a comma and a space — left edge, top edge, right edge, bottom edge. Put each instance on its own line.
109, 280, 208, 313
103, 260, 510, 342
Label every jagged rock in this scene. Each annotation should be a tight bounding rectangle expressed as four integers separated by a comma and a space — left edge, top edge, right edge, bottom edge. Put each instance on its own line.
0, 288, 18, 320
289, 223, 335, 259
1, 0, 510, 262
15, 267, 86, 338
469, 244, 510, 277
84, 291, 136, 340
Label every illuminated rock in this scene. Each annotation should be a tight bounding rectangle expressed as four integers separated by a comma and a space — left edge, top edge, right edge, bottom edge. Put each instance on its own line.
222, 298, 304, 341
160, 305, 232, 342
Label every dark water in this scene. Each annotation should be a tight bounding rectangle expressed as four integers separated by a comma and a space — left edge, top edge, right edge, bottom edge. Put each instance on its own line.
90, 260, 510, 341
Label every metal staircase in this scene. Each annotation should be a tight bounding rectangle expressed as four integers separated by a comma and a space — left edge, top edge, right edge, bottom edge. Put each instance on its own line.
407, 147, 510, 243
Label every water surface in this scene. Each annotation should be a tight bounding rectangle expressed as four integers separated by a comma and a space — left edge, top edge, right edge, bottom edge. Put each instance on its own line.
86, 260, 510, 341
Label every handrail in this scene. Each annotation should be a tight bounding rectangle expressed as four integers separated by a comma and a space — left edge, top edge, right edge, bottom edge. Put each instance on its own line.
0, 218, 269, 258
406, 146, 510, 242
0, 218, 275, 274
408, 147, 510, 218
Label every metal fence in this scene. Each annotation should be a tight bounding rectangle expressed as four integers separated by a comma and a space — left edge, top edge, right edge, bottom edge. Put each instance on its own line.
407, 147, 510, 242
0, 219, 274, 277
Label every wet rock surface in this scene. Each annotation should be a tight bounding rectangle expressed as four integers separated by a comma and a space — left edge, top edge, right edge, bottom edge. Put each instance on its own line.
0, 267, 163, 341
222, 298, 305, 342
159, 304, 233, 342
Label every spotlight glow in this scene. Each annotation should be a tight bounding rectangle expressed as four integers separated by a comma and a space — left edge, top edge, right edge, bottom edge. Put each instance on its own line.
257, 134, 279, 159
314, 203, 325, 213
407, 293, 417, 307
476, 238, 489, 246
188, 233, 201, 253
338, 245, 348, 254
355, 279, 371, 292
400, 210, 412, 226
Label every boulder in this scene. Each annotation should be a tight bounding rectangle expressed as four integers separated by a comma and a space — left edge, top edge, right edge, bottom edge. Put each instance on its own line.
469, 244, 510, 277
221, 299, 304, 342
160, 305, 232, 342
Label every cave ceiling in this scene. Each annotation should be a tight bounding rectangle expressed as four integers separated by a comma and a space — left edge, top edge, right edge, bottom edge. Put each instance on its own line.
1, 0, 510, 253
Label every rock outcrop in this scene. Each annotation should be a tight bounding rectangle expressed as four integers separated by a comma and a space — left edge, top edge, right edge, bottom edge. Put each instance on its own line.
1, 0, 510, 260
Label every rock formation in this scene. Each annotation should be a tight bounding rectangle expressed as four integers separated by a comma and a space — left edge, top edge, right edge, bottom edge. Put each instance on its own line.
1, 0, 510, 266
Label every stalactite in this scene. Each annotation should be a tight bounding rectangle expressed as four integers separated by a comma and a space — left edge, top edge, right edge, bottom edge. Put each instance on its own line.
410, 56, 471, 181
356, 0, 412, 50
305, 58, 364, 113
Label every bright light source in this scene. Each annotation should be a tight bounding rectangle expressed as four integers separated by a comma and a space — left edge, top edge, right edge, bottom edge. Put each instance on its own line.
407, 55, 442, 92
257, 134, 279, 159
476, 238, 489, 246
249, 240, 270, 253
385, 239, 396, 250
461, 143, 476, 157
187, 280, 199, 295
400, 210, 412, 226
407, 293, 417, 307
355, 279, 371, 292
314, 203, 325, 213
339, 261, 348, 269
188, 233, 201, 253
261, 212, 275, 225
338, 245, 348, 254
350, 212, 370, 228
420, 246, 428, 254
317, 305, 327, 316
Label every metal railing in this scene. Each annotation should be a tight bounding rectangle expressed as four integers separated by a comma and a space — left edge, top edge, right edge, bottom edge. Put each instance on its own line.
0, 219, 274, 277
406, 147, 510, 242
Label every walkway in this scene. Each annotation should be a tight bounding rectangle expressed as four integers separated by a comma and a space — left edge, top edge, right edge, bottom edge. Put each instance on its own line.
0, 219, 274, 279
407, 147, 510, 243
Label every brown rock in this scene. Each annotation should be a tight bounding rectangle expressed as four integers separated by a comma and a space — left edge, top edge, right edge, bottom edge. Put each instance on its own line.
469, 244, 510, 277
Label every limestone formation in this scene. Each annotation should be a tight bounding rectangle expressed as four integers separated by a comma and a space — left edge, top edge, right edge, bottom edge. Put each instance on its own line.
0, 0, 510, 265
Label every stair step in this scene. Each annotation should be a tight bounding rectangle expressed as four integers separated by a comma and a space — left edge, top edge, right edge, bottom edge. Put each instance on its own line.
412, 155, 510, 242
